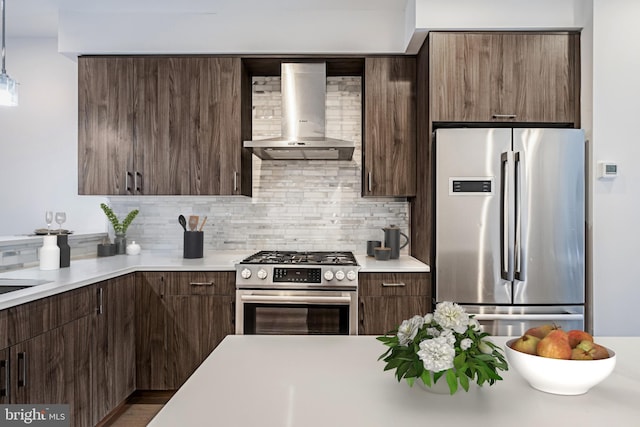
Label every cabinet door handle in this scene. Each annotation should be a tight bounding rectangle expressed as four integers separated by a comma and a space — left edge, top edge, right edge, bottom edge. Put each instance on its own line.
0, 358, 8, 398
381, 282, 406, 287
231, 301, 236, 327
190, 282, 214, 286
126, 171, 133, 194
367, 172, 372, 192
233, 172, 238, 192
135, 171, 143, 194
359, 300, 365, 330
492, 114, 517, 119
97, 287, 104, 314
17, 352, 26, 388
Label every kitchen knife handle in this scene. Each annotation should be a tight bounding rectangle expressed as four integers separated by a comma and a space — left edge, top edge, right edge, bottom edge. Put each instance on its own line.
492, 114, 517, 119
17, 352, 26, 388
500, 152, 513, 281
514, 152, 524, 281
0, 358, 8, 398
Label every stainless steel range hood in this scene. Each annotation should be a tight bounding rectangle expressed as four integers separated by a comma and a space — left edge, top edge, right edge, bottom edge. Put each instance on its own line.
244, 62, 355, 161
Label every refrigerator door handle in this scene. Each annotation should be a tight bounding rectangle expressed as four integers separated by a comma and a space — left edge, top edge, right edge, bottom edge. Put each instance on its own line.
500, 152, 513, 281
514, 151, 524, 281
472, 313, 584, 321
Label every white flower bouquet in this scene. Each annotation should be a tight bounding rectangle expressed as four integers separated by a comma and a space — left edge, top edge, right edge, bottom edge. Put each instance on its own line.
377, 302, 508, 395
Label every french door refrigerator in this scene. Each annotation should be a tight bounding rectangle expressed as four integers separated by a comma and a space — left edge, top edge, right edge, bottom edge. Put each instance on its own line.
434, 128, 585, 336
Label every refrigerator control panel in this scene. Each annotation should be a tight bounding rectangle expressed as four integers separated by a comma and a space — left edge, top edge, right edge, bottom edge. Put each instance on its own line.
449, 177, 494, 195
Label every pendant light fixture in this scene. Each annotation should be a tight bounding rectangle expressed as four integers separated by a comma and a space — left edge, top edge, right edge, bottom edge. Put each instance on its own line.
0, 0, 18, 106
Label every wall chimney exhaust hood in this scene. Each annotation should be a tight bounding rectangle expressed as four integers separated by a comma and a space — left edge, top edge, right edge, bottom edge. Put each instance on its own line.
244, 62, 355, 161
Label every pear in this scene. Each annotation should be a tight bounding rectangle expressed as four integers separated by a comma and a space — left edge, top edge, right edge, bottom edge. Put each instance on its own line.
567, 330, 594, 348
575, 340, 610, 360
536, 329, 572, 359
570, 346, 593, 360
591, 343, 610, 360
525, 324, 558, 339
511, 334, 541, 355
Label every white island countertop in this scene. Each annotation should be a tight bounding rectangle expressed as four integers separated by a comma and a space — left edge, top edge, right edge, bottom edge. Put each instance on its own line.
149, 335, 639, 427
0, 251, 429, 310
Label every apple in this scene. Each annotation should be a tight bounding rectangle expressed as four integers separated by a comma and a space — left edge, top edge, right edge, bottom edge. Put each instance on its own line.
575, 340, 610, 360
536, 329, 572, 359
567, 330, 594, 348
511, 334, 541, 355
525, 324, 558, 339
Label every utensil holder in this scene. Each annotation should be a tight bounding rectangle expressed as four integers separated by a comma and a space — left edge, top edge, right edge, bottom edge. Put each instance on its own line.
367, 240, 382, 257
184, 231, 204, 259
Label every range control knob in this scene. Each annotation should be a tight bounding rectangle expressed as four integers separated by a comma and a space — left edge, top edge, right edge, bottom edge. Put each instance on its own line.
335, 270, 345, 281
257, 269, 268, 280
324, 270, 334, 281
241, 268, 252, 279
346, 270, 357, 281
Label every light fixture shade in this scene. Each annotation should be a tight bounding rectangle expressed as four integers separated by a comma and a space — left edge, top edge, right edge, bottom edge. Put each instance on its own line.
0, 72, 18, 106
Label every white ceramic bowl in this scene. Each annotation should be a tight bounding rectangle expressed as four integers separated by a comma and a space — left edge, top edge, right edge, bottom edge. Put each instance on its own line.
505, 338, 616, 395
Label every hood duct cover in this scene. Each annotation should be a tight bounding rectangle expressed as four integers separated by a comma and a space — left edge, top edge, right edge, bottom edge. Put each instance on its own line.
244, 62, 355, 161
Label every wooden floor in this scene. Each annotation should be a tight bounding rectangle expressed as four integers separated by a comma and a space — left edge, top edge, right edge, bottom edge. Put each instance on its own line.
100, 391, 173, 427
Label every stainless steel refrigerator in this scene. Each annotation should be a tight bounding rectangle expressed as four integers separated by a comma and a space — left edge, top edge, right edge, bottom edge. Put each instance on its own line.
434, 128, 585, 336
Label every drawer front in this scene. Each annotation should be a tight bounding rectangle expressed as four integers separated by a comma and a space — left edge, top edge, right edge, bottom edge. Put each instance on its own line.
164, 271, 235, 296
8, 285, 94, 345
359, 273, 430, 297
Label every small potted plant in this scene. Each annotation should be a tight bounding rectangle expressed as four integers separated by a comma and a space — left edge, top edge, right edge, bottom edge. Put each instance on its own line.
377, 301, 508, 395
100, 203, 139, 254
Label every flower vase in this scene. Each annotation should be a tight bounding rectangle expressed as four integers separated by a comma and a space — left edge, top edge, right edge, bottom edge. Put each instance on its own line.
417, 374, 452, 395
114, 233, 127, 255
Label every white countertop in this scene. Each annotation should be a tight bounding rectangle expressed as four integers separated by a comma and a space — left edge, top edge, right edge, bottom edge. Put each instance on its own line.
148, 335, 639, 427
0, 251, 429, 310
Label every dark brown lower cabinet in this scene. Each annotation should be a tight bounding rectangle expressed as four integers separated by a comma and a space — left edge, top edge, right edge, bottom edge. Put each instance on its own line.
136, 271, 235, 390
93, 274, 136, 424
8, 314, 92, 426
358, 272, 431, 335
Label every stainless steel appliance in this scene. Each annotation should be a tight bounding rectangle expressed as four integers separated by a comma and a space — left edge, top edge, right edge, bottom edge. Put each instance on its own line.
435, 128, 585, 335
243, 62, 355, 160
235, 251, 359, 335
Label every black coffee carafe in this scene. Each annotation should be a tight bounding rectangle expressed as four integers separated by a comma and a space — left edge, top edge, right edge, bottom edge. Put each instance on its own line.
382, 225, 409, 259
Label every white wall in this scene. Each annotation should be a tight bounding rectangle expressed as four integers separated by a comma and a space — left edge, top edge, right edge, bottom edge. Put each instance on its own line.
0, 38, 107, 236
591, 0, 640, 335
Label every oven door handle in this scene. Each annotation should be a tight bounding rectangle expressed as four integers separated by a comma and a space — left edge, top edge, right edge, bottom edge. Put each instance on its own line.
240, 294, 352, 305
472, 313, 584, 321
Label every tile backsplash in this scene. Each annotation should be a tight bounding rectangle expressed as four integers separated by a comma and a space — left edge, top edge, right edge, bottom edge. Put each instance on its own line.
108, 76, 410, 254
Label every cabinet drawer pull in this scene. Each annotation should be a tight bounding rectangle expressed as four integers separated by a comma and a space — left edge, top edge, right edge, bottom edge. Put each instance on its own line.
190, 281, 214, 286
492, 114, 517, 119
0, 358, 8, 398
17, 352, 26, 388
97, 287, 104, 314
381, 282, 406, 287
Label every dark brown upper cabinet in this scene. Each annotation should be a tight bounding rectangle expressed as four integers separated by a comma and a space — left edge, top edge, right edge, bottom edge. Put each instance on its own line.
429, 32, 580, 125
78, 56, 251, 196
363, 56, 416, 197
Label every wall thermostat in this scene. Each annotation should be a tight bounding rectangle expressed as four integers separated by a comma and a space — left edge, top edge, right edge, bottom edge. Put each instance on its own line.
598, 162, 618, 179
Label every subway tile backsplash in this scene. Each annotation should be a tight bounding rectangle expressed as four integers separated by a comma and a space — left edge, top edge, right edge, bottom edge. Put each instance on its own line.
108, 76, 410, 254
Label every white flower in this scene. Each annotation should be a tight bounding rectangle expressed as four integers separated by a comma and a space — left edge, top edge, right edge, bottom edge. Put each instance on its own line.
469, 318, 481, 332
439, 329, 456, 345
426, 327, 440, 337
417, 336, 455, 372
397, 315, 425, 346
434, 301, 470, 334
478, 339, 493, 354
423, 313, 434, 324
460, 338, 473, 351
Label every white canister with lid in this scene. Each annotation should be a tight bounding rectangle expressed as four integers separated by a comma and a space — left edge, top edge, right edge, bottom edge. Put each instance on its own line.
40, 235, 60, 270
126, 241, 141, 255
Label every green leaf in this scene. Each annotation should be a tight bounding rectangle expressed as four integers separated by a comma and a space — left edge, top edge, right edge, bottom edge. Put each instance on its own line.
445, 369, 458, 395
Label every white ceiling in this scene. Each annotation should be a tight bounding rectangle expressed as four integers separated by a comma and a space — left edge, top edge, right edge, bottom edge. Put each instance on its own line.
5, 0, 407, 37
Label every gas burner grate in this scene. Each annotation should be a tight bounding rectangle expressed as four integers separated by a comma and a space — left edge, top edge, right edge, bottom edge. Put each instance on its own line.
241, 250, 358, 266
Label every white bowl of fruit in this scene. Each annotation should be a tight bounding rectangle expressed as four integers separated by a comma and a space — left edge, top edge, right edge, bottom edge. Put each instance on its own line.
505, 325, 616, 395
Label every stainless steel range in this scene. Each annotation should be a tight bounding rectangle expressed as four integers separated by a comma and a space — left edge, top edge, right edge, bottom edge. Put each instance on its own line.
235, 251, 360, 335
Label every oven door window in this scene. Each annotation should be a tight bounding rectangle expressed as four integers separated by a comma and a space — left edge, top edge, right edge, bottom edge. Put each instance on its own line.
243, 303, 350, 335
